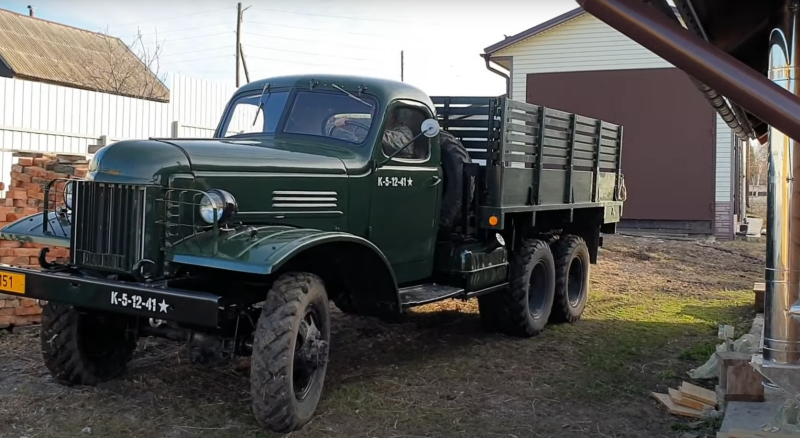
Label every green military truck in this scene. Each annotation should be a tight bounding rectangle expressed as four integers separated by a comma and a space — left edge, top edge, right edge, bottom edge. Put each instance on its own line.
0, 74, 625, 433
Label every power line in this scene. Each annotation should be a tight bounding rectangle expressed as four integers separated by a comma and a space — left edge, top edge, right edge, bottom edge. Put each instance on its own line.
153, 31, 234, 43
243, 20, 394, 38
108, 7, 231, 28
243, 43, 392, 63
161, 54, 234, 64
166, 45, 231, 57
243, 30, 395, 52
132, 23, 233, 37
249, 6, 416, 24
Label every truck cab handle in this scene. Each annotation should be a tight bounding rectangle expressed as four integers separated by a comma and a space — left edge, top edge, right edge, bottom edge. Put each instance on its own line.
428, 176, 442, 186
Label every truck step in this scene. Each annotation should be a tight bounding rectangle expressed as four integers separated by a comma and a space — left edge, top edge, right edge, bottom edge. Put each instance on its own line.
398, 283, 465, 308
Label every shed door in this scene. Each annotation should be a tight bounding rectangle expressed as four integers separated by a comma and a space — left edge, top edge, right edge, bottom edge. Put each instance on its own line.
525, 68, 715, 223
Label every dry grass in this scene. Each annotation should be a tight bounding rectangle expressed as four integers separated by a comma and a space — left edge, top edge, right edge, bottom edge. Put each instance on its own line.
0, 235, 763, 438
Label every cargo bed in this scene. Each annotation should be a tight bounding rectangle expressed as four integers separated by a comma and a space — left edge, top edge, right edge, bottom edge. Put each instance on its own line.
431, 96, 625, 229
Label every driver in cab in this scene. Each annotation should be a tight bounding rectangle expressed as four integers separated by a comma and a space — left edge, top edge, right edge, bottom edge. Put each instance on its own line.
333, 109, 415, 159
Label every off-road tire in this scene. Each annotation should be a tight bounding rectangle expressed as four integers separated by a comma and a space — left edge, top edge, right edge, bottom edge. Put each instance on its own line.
41, 302, 138, 386
549, 235, 590, 323
250, 273, 331, 433
478, 239, 556, 337
439, 130, 474, 232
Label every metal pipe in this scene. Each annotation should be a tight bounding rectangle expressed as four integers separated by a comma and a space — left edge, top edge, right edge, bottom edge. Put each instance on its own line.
575, 0, 800, 144
764, 1, 800, 365
481, 54, 511, 98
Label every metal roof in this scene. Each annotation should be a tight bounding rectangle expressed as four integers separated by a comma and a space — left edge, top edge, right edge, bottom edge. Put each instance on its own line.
484, 6, 680, 55
0, 8, 170, 102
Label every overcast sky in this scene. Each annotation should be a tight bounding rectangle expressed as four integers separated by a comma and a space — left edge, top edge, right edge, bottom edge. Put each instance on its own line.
0, 0, 575, 96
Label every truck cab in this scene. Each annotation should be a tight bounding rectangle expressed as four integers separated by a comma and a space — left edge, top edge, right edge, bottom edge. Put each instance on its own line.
0, 73, 625, 434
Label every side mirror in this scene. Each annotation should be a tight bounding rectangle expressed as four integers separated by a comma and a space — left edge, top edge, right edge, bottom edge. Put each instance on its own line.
421, 119, 440, 138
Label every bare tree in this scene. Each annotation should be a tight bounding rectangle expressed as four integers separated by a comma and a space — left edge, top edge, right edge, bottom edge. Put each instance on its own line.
748, 141, 769, 187
83, 26, 169, 101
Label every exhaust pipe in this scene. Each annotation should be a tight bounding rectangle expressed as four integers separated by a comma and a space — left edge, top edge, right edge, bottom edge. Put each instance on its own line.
575, 0, 800, 372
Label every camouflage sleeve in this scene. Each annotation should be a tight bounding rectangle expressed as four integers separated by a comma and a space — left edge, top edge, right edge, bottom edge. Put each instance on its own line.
382, 125, 415, 158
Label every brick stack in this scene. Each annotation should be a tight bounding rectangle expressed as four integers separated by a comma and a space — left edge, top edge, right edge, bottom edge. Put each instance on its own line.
0, 152, 90, 329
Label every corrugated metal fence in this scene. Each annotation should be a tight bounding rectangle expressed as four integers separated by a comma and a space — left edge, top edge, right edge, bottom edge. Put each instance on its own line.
0, 73, 237, 193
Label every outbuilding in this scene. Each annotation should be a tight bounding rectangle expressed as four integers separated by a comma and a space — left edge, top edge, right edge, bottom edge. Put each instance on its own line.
482, 7, 743, 239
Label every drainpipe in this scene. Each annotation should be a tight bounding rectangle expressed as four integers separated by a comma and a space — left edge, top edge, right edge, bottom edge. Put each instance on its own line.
574, 0, 800, 390
481, 54, 511, 98
765, 0, 800, 367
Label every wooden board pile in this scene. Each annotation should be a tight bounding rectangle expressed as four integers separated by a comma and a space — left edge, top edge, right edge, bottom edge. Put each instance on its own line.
651, 381, 718, 418
0, 151, 90, 329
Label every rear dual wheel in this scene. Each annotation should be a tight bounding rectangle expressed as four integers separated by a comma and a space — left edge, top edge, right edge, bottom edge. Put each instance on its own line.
478, 235, 591, 337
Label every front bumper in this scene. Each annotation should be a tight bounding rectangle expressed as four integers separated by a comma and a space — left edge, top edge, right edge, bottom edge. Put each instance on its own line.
0, 265, 220, 328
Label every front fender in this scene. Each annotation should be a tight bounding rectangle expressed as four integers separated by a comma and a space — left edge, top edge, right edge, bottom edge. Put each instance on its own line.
1, 212, 71, 247
168, 225, 401, 313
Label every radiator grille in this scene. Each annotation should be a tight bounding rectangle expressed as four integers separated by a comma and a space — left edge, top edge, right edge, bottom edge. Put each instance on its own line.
71, 181, 147, 272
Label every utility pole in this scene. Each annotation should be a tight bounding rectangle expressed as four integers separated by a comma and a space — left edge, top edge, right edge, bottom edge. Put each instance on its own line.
236, 2, 243, 87
400, 50, 404, 82
240, 43, 250, 83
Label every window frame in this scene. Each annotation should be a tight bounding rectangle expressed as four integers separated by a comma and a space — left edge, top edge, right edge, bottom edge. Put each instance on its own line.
378, 99, 435, 164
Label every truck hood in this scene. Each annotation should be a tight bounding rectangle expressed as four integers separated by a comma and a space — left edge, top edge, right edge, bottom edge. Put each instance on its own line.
160, 138, 348, 174
88, 137, 350, 184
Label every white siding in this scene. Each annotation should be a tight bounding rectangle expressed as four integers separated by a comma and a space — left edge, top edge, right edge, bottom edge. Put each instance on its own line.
0, 73, 238, 195
493, 13, 672, 101
715, 113, 733, 202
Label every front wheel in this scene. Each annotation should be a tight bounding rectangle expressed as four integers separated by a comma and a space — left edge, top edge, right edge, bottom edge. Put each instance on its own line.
41, 302, 138, 386
478, 239, 556, 337
250, 273, 331, 433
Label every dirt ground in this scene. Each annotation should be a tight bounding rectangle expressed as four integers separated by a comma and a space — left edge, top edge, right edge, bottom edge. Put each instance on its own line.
0, 235, 763, 438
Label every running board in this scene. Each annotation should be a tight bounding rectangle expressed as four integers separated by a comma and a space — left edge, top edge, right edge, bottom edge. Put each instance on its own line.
398, 282, 508, 309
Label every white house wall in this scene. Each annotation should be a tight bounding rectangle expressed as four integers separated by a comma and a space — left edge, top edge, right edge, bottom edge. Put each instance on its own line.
493, 11, 735, 238
0, 73, 239, 193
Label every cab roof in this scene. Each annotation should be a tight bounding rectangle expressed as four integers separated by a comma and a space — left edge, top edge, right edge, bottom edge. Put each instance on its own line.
236, 74, 435, 112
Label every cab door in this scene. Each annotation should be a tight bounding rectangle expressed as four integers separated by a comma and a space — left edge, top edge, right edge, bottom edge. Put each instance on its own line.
368, 101, 441, 284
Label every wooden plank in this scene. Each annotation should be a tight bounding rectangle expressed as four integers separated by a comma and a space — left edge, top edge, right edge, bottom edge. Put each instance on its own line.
542, 146, 568, 158
506, 123, 538, 136
717, 351, 765, 402
679, 382, 718, 406
503, 153, 537, 164
467, 151, 489, 160
574, 141, 597, 153
574, 158, 596, 169
543, 137, 569, 150
668, 387, 714, 411
505, 133, 536, 145
573, 150, 594, 161
431, 96, 493, 105
543, 128, 569, 141
443, 106, 491, 117
544, 107, 572, 120
574, 123, 597, 136
545, 118, 570, 130
650, 392, 705, 418
460, 140, 490, 150
444, 119, 493, 128
600, 137, 618, 147
507, 111, 538, 123
504, 143, 536, 154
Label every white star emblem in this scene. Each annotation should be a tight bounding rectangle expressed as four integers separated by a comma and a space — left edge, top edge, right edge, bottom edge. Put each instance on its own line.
158, 299, 169, 313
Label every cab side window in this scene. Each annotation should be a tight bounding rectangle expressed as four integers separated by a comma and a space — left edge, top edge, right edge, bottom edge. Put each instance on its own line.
381, 106, 430, 160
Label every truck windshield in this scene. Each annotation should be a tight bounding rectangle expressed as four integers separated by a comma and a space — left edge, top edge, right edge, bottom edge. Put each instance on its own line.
220, 89, 377, 145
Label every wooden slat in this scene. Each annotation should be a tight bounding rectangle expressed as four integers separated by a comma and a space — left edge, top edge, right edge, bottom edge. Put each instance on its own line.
544, 107, 571, 120
573, 141, 596, 153
504, 143, 536, 154
507, 110, 538, 123
599, 155, 617, 164
573, 158, 595, 168
460, 140, 489, 150
467, 151, 489, 160
542, 156, 568, 166
542, 137, 569, 150
600, 137, 618, 147
543, 128, 569, 141
503, 153, 537, 164
506, 99, 540, 113
506, 123, 538, 136
506, 133, 536, 145
444, 119, 492, 128
574, 123, 597, 136
544, 117, 570, 130
650, 392, 704, 419
573, 133, 597, 145
431, 96, 494, 105
573, 150, 594, 161
443, 106, 492, 117
542, 146, 568, 158
599, 145, 617, 155
679, 382, 717, 406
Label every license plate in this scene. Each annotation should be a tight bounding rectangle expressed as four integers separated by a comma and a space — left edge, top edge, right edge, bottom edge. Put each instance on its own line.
0, 271, 25, 294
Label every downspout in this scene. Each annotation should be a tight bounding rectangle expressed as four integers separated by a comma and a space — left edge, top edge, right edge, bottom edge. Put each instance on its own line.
575, 0, 800, 391
481, 54, 511, 98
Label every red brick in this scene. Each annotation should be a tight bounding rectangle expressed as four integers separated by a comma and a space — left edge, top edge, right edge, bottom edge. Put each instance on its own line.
0, 315, 11, 328
8, 190, 26, 200
16, 157, 32, 166
74, 168, 88, 177
33, 158, 49, 167
12, 173, 31, 183
0, 241, 21, 248
11, 165, 23, 174
0, 300, 6, 308
6, 299, 19, 308
13, 315, 30, 326
20, 243, 43, 249
21, 298, 35, 307
0, 256, 28, 265
3, 198, 13, 207
28, 314, 41, 324
0, 307, 14, 316
22, 166, 46, 177
13, 248, 42, 257
22, 208, 38, 216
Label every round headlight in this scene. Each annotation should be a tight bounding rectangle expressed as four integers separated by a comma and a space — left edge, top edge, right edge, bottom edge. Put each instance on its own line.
198, 189, 237, 224
63, 181, 74, 210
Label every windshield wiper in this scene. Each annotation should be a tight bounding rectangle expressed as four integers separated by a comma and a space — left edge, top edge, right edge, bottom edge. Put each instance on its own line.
331, 84, 373, 108
252, 83, 271, 126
